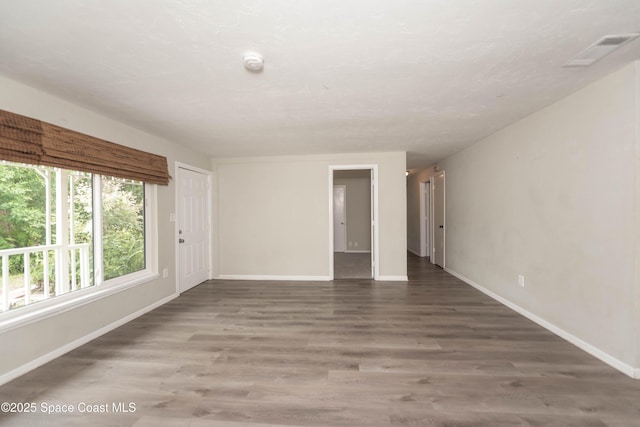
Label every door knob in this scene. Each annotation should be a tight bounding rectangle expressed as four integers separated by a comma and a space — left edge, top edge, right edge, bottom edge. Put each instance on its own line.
179, 238, 185, 243
439, 225, 444, 228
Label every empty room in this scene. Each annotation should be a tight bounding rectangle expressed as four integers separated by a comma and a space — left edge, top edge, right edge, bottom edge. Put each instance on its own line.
1, 1, 640, 426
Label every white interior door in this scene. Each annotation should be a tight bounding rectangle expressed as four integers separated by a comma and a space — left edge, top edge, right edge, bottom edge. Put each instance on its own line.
421, 181, 431, 258
333, 185, 346, 253
178, 167, 210, 293
369, 170, 375, 278
433, 172, 445, 267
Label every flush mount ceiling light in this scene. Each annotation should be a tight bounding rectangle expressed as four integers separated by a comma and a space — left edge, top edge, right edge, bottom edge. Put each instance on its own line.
563, 33, 639, 67
243, 52, 264, 71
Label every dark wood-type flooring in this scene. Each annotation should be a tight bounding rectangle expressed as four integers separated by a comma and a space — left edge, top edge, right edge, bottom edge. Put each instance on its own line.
1, 254, 640, 426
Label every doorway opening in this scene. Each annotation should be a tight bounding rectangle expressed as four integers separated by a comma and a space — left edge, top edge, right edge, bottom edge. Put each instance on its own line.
419, 180, 431, 259
329, 165, 378, 280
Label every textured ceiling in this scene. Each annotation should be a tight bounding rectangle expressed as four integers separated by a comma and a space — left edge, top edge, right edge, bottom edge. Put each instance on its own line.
0, 1, 639, 169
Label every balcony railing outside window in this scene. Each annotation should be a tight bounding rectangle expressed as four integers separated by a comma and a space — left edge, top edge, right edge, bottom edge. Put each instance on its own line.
0, 243, 90, 311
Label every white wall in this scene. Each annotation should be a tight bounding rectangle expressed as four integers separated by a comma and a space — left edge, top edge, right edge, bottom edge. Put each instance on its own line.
212, 152, 407, 280
0, 75, 211, 383
334, 170, 371, 252
438, 62, 640, 376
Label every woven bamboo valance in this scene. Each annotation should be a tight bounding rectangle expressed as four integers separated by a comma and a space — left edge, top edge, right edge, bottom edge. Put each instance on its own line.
0, 109, 170, 185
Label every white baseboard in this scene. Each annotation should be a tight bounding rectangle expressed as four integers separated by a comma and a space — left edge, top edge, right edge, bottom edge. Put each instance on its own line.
344, 250, 371, 254
217, 274, 408, 282
377, 275, 409, 282
216, 275, 331, 281
0, 293, 178, 387
445, 268, 639, 380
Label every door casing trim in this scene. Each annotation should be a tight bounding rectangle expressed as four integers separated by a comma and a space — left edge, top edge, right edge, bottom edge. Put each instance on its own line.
329, 164, 379, 280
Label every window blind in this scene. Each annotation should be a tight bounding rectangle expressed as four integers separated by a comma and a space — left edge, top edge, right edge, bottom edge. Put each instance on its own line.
0, 109, 170, 185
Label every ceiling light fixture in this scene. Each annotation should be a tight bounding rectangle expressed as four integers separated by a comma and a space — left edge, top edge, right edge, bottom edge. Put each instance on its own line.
563, 33, 639, 67
243, 52, 264, 72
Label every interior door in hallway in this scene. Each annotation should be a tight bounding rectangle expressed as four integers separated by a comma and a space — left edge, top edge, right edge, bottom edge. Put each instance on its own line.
333, 185, 347, 252
421, 181, 431, 258
178, 166, 210, 293
433, 172, 445, 267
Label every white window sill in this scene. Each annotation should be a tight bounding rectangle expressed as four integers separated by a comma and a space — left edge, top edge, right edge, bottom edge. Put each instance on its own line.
0, 271, 160, 334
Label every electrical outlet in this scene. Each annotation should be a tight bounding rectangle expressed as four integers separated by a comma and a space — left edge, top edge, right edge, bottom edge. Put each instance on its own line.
354, 241, 358, 247
348, 242, 352, 247
518, 275, 525, 288
163, 268, 169, 278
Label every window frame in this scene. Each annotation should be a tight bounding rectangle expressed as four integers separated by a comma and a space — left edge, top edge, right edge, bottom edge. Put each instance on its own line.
0, 168, 158, 333
95, 177, 157, 288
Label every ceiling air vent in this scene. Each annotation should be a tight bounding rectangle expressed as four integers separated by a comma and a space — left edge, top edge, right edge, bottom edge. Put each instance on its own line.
563, 33, 639, 67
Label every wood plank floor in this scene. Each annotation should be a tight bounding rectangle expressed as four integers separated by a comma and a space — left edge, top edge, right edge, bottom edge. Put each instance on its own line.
1, 254, 640, 426
334, 253, 372, 279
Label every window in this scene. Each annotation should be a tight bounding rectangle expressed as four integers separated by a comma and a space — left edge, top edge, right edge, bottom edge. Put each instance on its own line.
101, 177, 145, 281
0, 160, 154, 313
